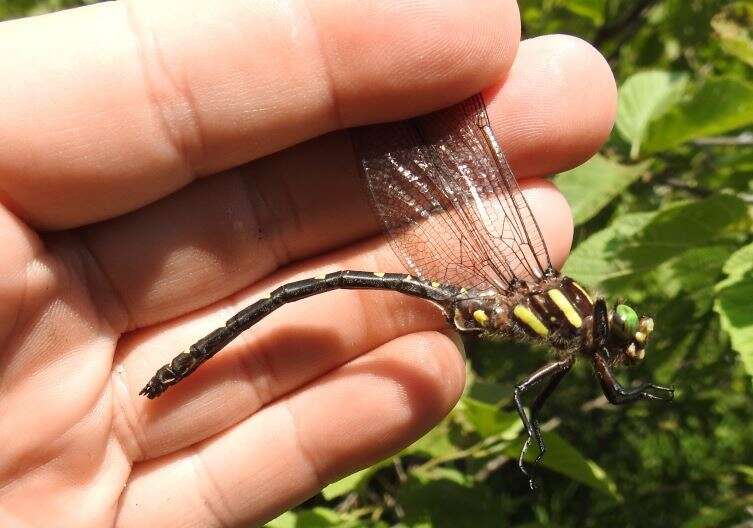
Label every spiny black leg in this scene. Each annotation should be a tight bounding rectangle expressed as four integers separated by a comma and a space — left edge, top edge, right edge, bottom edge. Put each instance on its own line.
526, 355, 575, 467
514, 357, 574, 489
592, 353, 674, 405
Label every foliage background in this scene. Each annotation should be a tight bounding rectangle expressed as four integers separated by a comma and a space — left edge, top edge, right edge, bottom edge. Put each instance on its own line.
4, 0, 753, 526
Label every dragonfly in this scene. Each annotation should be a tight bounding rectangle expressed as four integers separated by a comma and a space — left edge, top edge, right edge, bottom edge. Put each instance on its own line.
140, 94, 674, 487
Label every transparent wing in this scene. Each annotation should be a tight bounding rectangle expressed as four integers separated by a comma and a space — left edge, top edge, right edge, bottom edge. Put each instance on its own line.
350, 94, 552, 291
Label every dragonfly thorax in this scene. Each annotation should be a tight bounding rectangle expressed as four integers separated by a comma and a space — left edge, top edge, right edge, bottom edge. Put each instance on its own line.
451, 275, 597, 349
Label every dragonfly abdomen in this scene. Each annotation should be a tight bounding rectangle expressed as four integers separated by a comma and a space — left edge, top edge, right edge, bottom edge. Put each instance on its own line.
140, 271, 459, 398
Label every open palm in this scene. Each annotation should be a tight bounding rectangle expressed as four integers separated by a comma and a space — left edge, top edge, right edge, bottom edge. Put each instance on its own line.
0, 1, 616, 526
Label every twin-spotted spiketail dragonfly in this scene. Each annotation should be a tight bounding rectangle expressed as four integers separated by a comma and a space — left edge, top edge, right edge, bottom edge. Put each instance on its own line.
140, 94, 674, 487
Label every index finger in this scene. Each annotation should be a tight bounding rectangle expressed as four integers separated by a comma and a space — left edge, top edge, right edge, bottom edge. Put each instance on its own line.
0, 0, 519, 229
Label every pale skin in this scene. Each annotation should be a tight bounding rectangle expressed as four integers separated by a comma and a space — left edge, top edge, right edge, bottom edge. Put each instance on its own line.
0, 0, 617, 526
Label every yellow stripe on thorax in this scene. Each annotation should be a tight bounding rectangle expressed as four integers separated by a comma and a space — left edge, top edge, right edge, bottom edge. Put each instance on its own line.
571, 281, 593, 304
513, 305, 549, 336
547, 289, 583, 328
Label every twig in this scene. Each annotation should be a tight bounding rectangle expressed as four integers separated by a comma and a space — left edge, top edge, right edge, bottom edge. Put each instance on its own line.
415, 429, 515, 473
380, 490, 404, 519
335, 492, 359, 513
393, 458, 408, 484
580, 394, 611, 412
662, 179, 753, 204
662, 178, 715, 200
694, 132, 753, 146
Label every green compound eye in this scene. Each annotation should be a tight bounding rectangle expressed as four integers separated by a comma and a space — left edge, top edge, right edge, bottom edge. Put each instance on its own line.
614, 304, 639, 340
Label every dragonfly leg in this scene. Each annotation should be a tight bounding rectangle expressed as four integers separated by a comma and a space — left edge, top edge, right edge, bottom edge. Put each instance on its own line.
528, 354, 575, 465
593, 298, 610, 351
140, 271, 457, 399
514, 356, 575, 489
592, 353, 674, 404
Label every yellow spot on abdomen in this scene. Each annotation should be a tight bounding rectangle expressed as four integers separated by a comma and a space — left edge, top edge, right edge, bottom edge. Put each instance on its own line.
473, 310, 489, 326
547, 289, 583, 328
315, 274, 326, 280
431, 281, 440, 288
572, 282, 593, 304
373, 272, 385, 277
513, 305, 549, 336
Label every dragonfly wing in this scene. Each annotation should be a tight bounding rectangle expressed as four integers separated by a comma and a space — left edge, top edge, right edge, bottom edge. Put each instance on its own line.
350, 94, 552, 290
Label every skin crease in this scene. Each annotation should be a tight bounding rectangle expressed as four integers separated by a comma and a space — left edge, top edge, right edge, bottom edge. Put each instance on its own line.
0, 1, 617, 527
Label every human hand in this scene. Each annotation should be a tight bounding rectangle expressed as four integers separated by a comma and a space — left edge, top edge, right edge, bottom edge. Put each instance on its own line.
0, 1, 615, 526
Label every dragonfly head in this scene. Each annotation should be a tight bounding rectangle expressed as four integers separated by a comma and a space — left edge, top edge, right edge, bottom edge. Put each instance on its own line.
609, 304, 654, 365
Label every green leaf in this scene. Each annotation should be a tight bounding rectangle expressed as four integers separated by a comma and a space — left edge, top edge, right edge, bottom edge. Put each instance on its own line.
401, 420, 457, 459
647, 245, 734, 301
563, 0, 606, 24
296, 508, 344, 527
711, 2, 753, 68
554, 154, 649, 225
616, 70, 689, 158
467, 379, 511, 405
505, 432, 621, 500
635, 243, 733, 382
266, 512, 298, 528
719, 241, 753, 283
562, 211, 657, 285
564, 195, 749, 287
715, 242, 753, 380
681, 507, 739, 528
321, 460, 389, 500
398, 474, 505, 528
410, 466, 472, 486
644, 77, 753, 153
456, 397, 522, 439
734, 464, 753, 484
268, 508, 385, 528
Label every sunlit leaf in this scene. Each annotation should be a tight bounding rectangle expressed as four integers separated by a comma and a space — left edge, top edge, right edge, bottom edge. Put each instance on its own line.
718, 241, 753, 282
715, 242, 753, 381
266, 512, 298, 528
457, 397, 522, 439
647, 245, 733, 301
644, 77, 753, 153
711, 2, 753, 68
401, 420, 458, 459
554, 154, 649, 224
616, 70, 689, 158
321, 460, 391, 500
562, 211, 656, 285
564, 195, 748, 287
734, 464, 753, 484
